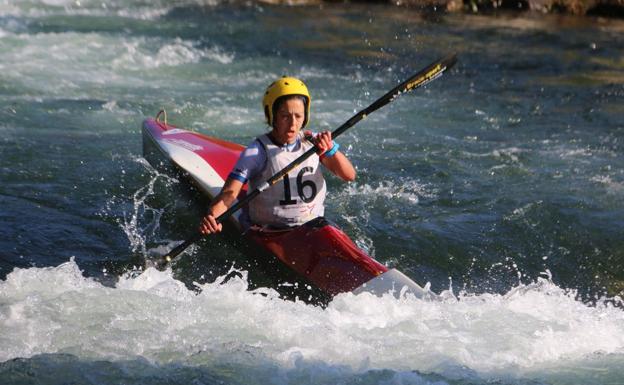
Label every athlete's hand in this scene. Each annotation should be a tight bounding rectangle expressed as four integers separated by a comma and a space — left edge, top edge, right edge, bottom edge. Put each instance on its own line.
199, 214, 222, 235
313, 131, 333, 156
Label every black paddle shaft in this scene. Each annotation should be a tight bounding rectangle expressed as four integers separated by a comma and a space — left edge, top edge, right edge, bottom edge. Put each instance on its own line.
155, 53, 458, 267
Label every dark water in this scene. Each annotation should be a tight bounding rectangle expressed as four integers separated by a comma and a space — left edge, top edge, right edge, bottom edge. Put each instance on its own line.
1, 2, 623, 384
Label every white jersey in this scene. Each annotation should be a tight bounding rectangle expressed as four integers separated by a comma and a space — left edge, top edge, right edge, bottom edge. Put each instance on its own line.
248, 133, 326, 228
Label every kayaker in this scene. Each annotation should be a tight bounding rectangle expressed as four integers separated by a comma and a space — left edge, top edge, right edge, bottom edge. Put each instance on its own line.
200, 76, 356, 234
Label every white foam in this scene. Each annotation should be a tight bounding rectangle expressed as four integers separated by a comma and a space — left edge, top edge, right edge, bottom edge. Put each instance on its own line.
0, 0, 221, 20
203, 105, 256, 126
1, 32, 233, 98
1, 260, 622, 383
491, 147, 524, 162
341, 179, 436, 205
591, 175, 624, 195
112, 37, 233, 70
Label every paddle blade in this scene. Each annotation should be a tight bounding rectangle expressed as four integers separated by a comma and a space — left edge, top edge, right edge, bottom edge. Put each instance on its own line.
147, 233, 202, 270
404, 53, 457, 93
333, 53, 457, 139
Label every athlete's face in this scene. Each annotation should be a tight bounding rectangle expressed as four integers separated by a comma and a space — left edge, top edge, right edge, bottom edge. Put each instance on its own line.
272, 98, 305, 145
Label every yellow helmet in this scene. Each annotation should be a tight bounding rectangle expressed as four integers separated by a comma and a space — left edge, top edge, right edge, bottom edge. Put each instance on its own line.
263, 76, 311, 128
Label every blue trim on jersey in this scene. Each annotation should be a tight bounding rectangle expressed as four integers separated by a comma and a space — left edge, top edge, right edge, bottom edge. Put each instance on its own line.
230, 133, 318, 185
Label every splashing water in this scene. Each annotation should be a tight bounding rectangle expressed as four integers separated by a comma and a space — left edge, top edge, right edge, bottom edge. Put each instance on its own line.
118, 157, 177, 256
1, 260, 623, 385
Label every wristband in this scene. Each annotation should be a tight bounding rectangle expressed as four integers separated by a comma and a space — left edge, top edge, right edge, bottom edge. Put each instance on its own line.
323, 142, 340, 158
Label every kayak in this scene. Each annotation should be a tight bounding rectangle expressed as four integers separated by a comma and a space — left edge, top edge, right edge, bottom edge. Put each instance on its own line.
142, 113, 436, 301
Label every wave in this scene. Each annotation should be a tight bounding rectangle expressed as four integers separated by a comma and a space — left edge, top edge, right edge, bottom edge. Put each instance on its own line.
112, 37, 234, 69
340, 179, 436, 205
1, 259, 622, 385
0, 31, 235, 104
0, 0, 223, 20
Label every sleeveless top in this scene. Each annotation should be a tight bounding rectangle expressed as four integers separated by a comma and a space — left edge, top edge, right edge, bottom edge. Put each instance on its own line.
247, 133, 327, 228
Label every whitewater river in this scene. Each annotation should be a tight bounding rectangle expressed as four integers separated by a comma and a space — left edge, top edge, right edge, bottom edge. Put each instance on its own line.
1, 1, 623, 384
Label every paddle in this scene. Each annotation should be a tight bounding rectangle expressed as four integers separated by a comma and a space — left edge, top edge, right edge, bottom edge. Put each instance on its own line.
151, 53, 457, 269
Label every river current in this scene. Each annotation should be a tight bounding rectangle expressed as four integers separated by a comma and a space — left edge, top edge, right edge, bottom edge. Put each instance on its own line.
1, 1, 623, 384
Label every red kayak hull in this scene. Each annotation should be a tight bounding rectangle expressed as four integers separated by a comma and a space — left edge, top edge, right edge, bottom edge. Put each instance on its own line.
247, 218, 386, 296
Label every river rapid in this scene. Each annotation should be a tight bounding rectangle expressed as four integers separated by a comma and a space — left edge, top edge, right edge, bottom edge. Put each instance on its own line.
1, 1, 623, 384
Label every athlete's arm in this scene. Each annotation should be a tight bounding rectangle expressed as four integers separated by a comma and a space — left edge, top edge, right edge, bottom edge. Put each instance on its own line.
199, 140, 265, 235
320, 151, 356, 182
315, 131, 356, 182
199, 177, 245, 235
